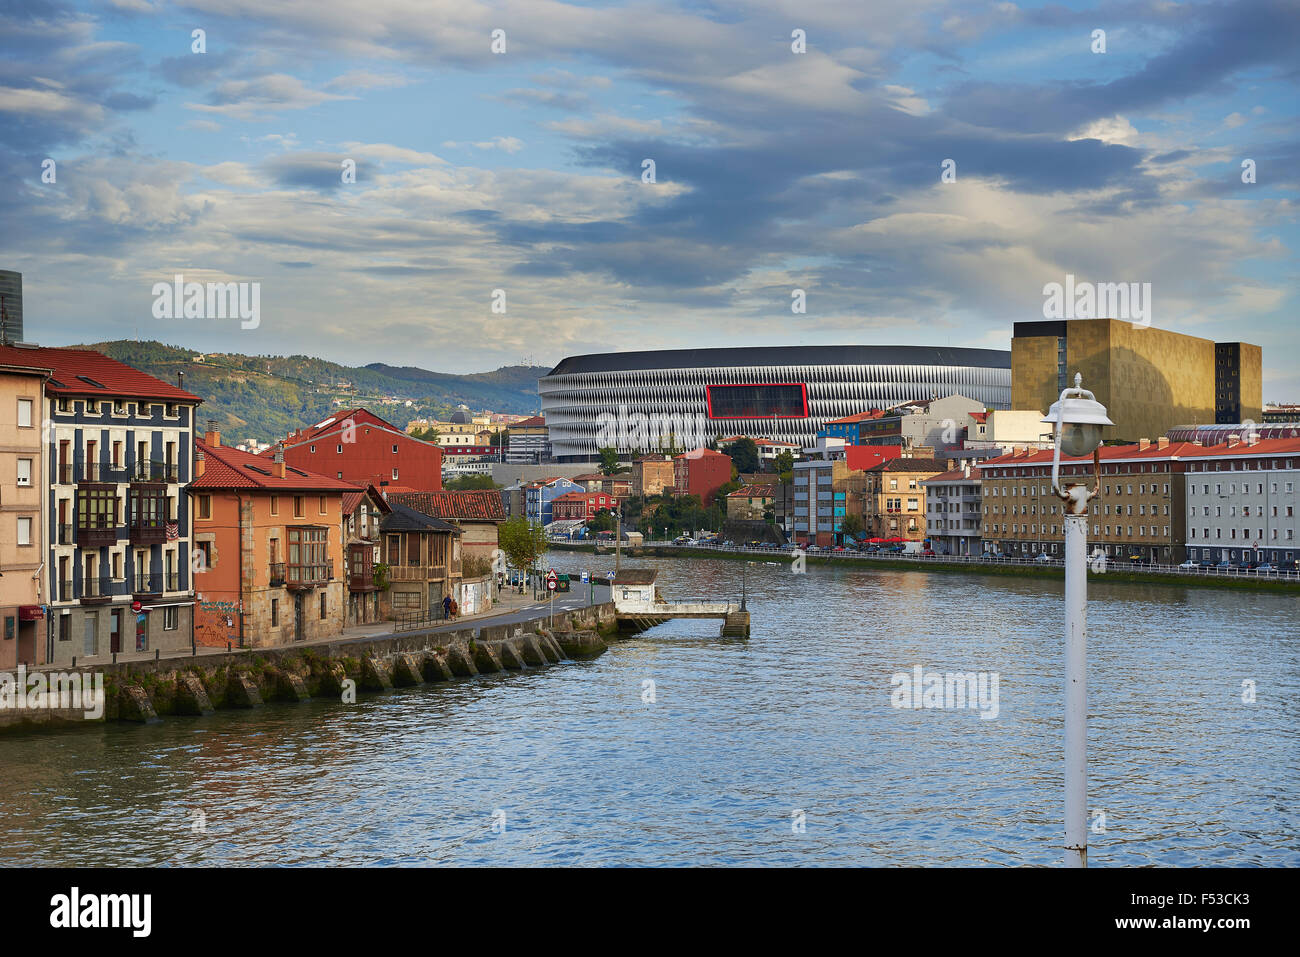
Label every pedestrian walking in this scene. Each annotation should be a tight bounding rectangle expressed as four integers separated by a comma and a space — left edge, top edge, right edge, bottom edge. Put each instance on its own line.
442, 595, 452, 620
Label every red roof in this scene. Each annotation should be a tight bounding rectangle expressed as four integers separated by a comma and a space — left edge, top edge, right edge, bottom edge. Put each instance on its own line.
728, 484, 776, 498
387, 490, 507, 521
275, 407, 430, 451
512, 416, 546, 428
190, 440, 362, 491
0, 344, 202, 402
551, 490, 611, 503
342, 485, 392, 516
922, 468, 977, 483
844, 445, 904, 471
825, 410, 886, 425
977, 441, 1208, 470
674, 447, 730, 460
970, 411, 989, 423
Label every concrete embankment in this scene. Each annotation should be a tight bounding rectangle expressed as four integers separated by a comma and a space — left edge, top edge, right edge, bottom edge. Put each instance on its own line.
549, 541, 1300, 593
0, 602, 618, 733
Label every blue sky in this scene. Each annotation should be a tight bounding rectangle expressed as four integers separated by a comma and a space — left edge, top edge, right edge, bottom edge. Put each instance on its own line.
2, 0, 1297, 399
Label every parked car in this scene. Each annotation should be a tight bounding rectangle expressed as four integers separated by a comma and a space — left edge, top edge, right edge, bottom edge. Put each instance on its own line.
1254, 563, 1278, 574
1215, 561, 1234, 569
1035, 552, 1052, 563
920, 549, 936, 557
1177, 560, 1200, 569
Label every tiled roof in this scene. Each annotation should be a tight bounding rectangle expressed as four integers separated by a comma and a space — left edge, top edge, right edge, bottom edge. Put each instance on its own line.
387, 490, 507, 521
824, 410, 886, 425
864, 456, 948, 473
381, 502, 459, 534
674, 447, 730, 460
978, 437, 1300, 470
922, 468, 977, 483
342, 485, 392, 516
512, 416, 546, 428
728, 484, 776, 497
612, 569, 657, 585
190, 440, 362, 491
844, 445, 903, 471
0, 344, 202, 402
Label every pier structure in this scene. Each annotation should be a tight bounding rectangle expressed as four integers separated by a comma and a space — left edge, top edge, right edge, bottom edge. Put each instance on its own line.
609, 569, 751, 637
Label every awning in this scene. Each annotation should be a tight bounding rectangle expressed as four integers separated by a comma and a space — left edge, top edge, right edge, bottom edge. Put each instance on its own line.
18, 605, 45, 621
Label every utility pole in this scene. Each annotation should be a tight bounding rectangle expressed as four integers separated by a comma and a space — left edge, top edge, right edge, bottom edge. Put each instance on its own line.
615, 500, 622, 572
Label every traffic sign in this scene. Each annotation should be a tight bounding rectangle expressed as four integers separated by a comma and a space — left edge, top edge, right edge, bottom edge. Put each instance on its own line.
581, 571, 589, 583
547, 578, 557, 591
546, 569, 558, 582
606, 571, 615, 580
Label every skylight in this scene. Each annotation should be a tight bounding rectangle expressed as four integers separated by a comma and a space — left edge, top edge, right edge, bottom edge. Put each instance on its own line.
75, 374, 107, 389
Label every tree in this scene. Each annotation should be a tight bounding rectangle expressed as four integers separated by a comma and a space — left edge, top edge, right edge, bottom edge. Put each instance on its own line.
840, 514, 863, 540
587, 509, 615, 533
445, 474, 499, 490
773, 449, 794, 477
722, 437, 760, 475
598, 447, 621, 475
497, 517, 548, 571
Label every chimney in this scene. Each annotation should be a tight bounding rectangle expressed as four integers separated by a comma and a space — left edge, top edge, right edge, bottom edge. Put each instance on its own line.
1245, 432, 1259, 447
1157, 436, 1169, 449
1012, 446, 1024, 457
177, 370, 185, 391
205, 418, 220, 447
1227, 434, 1241, 448
1138, 438, 1150, 451
273, 443, 286, 479
194, 445, 205, 479
963, 464, 971, 479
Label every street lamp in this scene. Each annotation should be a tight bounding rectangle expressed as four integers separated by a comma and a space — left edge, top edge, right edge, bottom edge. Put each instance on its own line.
1042, 373, 1113, 869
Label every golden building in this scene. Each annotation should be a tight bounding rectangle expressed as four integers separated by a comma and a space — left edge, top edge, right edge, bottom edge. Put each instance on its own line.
1012, 319, 1261, 443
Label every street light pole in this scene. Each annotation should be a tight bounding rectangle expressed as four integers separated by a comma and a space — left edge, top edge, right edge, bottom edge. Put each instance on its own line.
1044, 373, 1113, 869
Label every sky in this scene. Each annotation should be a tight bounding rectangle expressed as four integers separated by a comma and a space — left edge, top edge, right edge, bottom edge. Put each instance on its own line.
2, 0, 1297, 397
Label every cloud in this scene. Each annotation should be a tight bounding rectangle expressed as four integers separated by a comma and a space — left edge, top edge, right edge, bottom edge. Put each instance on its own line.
441, 137, 525, 153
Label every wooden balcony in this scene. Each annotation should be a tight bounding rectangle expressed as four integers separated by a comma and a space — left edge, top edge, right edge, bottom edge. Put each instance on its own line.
387, 564, 448, 582
285, 559, 334, 589
77, 518, 118, 548
129, 521, 168, 545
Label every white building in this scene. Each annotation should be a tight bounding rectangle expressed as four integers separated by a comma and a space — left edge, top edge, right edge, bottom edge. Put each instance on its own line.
922, 465, 983, 556
1181, 436, 1300, 565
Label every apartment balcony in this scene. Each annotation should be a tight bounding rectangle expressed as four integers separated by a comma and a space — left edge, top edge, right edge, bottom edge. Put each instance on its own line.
129, 520, 168, 546
286, 559, 333, 589
77, 517, 118, 548
387, 564, 447, 582
79, 464, 132, 484
269, 563, 286, 587
79, 576, 114, 604
132, 461, 179, 484
162, 571, 180, 592
58, 523, 74, 545
349, 566, 376, 592
133, 572, 162, 596
57, 579, 73, 602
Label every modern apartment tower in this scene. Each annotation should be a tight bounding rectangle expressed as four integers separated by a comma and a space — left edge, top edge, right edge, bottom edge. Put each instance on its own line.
0, 270, 22, 344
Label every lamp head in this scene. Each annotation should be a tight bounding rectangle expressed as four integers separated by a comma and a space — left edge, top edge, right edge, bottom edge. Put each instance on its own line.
1043, 375, 1113, 457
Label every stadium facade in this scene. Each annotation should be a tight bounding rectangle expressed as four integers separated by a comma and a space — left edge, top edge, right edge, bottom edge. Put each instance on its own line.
539, 345, 1012, 462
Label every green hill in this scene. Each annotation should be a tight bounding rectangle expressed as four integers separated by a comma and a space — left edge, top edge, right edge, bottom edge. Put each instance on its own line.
75, 340, 546, 447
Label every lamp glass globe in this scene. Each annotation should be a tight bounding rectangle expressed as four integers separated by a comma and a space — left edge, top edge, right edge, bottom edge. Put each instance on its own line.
1061, 423, 1102, 457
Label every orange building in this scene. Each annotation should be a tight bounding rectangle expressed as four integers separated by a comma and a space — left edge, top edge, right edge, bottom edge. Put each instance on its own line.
188, 427, 358, 648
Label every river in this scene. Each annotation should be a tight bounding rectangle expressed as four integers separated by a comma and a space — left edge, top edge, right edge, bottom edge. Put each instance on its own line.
0, 553, 1295, 866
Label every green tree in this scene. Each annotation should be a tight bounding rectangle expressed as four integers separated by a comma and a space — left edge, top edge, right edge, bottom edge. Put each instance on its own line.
445, 474, 499, 490
587, 509, 616, 533
722, 437, 760, 474
840, 514, 864, 540
598, 447, 621, 475
497, 517, 548, 571
773, 449, 794, 477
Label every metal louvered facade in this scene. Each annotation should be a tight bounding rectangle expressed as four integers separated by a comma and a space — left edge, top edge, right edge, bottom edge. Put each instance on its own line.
539, 345, 1011, 462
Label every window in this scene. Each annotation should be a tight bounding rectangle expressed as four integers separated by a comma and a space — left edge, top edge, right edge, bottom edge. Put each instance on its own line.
318, 494, 327, 515
17, 397, 33, 428
320, 592, 327, 619
310, 445, 316, 453
392, 468, 399, 480
3, 615, 13, 640
16, 458, 32, 486
270, 494, 279, 516
294, 496, 305, 517
59, 614, 70, 642
392, 444, 399, 454
197, 494, 212, 520
271, 599, 279, 627
16, 516, 32, 545
195, 541, 212, 571
163, 607, 178, 630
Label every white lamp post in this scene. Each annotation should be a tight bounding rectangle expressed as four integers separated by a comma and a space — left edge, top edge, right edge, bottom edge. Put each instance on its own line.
1042, 373, 1113, 869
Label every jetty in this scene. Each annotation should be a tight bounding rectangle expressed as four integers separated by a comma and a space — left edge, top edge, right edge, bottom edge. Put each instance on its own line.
609, 569, 750, 637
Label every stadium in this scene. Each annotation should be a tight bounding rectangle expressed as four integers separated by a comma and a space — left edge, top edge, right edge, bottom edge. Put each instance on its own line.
539, 345, 1012, 462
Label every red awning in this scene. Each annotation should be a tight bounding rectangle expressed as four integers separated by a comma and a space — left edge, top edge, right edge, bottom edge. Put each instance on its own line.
18, 605, 45, 620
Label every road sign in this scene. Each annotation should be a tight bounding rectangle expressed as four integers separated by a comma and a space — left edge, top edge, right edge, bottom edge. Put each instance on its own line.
547, 579, 556, 591
606, 571, 615, 580
581, 571, 589, 583
546, 569, 558, 582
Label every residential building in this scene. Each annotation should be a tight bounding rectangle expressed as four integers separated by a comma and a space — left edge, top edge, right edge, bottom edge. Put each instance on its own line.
1262, 404, 1300, 425
726, 484, 775, 521
859, 455, 947, 545
384, 490, 507, 566
673, 448, 733, 505
342, 485, 390, 627
922, 466, 982, 557
977, 440, 1193, 562
506, 416, 550, 464
190, 433, 356, 647
852, 394, 987, 456
572, 472, 632, 498
632, 455, 676, 497
1012, 319, 1262, 442
8, 345, 204, 666
275, 407, 443, 492
517, 477, 584, 524
550, 490, 618, 521
1181, 436, 1300, 565
0, 270, 22, 344
0, 351, 51, 668
963, 409, 1053, 452
380, 502, 462, 622
716, 435, 801, 465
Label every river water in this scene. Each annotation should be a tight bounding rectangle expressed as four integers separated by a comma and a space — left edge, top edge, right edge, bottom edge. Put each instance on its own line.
0, 553, 1295, 866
